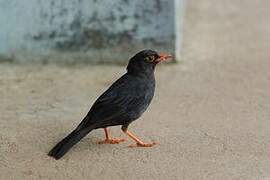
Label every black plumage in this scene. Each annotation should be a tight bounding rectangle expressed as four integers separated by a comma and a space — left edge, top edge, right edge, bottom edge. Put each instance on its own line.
48, 50, 171, 159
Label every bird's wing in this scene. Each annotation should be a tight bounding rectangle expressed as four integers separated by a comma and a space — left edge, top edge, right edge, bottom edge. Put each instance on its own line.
78, 74, 141, 128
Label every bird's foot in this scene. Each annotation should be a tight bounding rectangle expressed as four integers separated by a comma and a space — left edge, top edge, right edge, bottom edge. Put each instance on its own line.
128, 142, 157, 148
97, 138, 127, 144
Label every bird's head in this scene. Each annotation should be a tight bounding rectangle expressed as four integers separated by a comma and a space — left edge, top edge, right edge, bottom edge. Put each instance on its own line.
127, 50, 172, 74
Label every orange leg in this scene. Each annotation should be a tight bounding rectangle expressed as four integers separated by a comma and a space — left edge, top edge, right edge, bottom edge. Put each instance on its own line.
97, 128, 126, 144
122, 129, 157, 148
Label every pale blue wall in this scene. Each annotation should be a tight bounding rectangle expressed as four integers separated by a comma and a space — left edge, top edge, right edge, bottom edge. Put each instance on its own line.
0, 0, 183, 63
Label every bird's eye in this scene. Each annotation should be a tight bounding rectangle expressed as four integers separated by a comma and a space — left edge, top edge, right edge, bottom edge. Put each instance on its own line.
145, 56, 155, 62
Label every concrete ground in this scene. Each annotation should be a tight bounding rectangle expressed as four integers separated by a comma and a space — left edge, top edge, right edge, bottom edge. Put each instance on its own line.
1, 0, 270, 179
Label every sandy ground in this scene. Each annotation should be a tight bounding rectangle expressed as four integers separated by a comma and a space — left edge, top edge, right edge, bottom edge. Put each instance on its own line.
1, 0, 270, 179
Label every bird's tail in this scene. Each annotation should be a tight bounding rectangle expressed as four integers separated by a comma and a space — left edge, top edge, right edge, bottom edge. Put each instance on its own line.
48, 127, 93, 160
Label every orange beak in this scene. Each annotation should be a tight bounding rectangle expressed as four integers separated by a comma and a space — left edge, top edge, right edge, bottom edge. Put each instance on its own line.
156, 53, 172, 62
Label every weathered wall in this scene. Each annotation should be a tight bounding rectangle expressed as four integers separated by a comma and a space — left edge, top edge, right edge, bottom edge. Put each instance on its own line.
0, 0, 182, 64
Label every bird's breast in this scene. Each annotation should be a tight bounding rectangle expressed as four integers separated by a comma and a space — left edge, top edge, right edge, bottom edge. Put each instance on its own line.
125, 78, 155, 120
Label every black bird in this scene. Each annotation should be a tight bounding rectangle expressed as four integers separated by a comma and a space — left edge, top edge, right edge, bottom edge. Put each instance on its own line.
48, 50, 172, 159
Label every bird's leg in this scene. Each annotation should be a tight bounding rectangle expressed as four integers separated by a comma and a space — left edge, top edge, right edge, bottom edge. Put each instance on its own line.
97, 128, 126, 144
121, 127, 157, 148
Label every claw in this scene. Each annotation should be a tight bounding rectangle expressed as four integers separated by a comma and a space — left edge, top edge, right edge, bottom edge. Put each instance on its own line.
97, 138, 127, 144
128, 142, 157, 148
